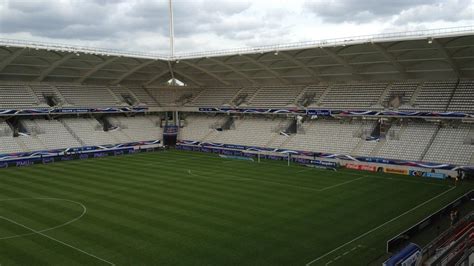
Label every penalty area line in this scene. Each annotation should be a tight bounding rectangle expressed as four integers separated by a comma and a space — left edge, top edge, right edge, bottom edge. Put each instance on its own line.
0, 216, 115, 266
305, 186, 456, 266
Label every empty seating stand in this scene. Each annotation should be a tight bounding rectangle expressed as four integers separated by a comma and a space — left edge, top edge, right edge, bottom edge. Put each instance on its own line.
319, 82, 387, 109
447, 80, 474, 113
281, 119, 364, 154
247, 87, 302, 107
0, 84, 38, 109
377, 123, 438, 161
424, 124, 473, 165
30, 84, 67, 107
127, 87, 159, 106
408, 81, 457, 111
189, 88, 240, 106
299, 85, 328, 107
382, 81, 418, 109
56, 85, 120, 107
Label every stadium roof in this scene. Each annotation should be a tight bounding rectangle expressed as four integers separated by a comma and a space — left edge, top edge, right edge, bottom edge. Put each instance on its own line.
0, 26, 473, 87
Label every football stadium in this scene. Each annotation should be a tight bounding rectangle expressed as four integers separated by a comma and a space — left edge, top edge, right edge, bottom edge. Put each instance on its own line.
0, 2, 473, 265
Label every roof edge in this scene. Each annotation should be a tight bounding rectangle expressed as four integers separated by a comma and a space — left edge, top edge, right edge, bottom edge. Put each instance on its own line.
0, 25, 472, 61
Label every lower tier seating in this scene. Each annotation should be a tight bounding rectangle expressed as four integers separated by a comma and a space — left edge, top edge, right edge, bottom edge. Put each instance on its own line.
177, 114, 473, 165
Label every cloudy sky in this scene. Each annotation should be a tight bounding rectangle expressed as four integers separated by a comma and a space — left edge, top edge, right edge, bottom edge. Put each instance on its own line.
0, 0, 472, 55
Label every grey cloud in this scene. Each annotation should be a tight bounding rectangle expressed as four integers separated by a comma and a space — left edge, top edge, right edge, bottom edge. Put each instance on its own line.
394, 0, 473, 24
304, 0, 441, 23
0, 0, 471, 55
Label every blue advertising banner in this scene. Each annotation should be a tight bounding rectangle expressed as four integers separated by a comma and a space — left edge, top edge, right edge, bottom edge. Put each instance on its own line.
409, 170, 447, 179
198, 107, 474, 119
16, 160, 35, 167
42, 158, 55, 164
310, 160, 338, 168
0, 107, 148, 116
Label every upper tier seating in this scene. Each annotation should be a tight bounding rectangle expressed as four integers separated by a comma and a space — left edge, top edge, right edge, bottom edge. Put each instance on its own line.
30, 84, 68, 107
382, 81, 418, 109
247, 87, 303, 107
126, 88, 159, 106
1, 80, 473, 113
300, 85, 328, 107
109, 87, 142, 106
189, 88, 240, 106
56, 85, 120, 107
407, 81, 457, 111
319, 82, 387, 109
0, 84, 38, 108
446, 80, 474, 113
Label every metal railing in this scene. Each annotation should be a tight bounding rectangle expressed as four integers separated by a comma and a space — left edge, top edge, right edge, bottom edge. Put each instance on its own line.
0, 26, 472, 61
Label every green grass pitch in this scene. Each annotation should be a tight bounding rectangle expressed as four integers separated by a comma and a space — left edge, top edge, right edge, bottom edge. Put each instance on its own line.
0, 150, 471, 265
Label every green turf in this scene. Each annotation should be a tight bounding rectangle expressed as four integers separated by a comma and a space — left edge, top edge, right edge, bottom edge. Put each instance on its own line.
0, 150, 471, 266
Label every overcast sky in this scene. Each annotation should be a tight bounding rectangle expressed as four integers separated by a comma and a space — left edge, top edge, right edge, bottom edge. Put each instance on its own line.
0, 0, 472, 55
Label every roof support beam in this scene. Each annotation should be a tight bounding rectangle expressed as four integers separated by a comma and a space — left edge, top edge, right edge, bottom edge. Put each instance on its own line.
143, 69, 170, 86
372, 43, 408, 78
207, 57, 257, 86
35, 53, 75, 82
0, 48, 26, 73
320, 47, 362, 79
179, 60, 231, 86
432, 39, 460, 77
167, 61, 176, 82
173, 69, 203, 86
110, 60, 155, 85
76, 56, 119, 83
241, 54, 289, 84
278, 51, 320, 82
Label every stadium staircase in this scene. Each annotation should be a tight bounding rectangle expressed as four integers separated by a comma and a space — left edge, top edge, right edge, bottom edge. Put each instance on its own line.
290, 87, 306, 106
408, 82, 424, 106
59, 119, 86, 146
25, 85, 42, 106
51, 85, 70, 106
106, 87, 123, 105
14, 136, 30, 152
444, 78, 460, 112
420, 123, 441, 161
376, 82, 393, 107
143, 88, 160, 106
314, 84, 332, 106
229, 88, 246, 106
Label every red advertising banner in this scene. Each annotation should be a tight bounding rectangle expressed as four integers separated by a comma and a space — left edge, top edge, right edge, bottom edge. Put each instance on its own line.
345, 163, 376, 172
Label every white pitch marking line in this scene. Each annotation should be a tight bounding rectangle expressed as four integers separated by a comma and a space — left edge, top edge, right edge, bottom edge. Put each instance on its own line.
317, 176, 366, 192
188, 170, 366, 193
305, 186, 456, 266
0, 216, 115, 265
0, 198, 86, 240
